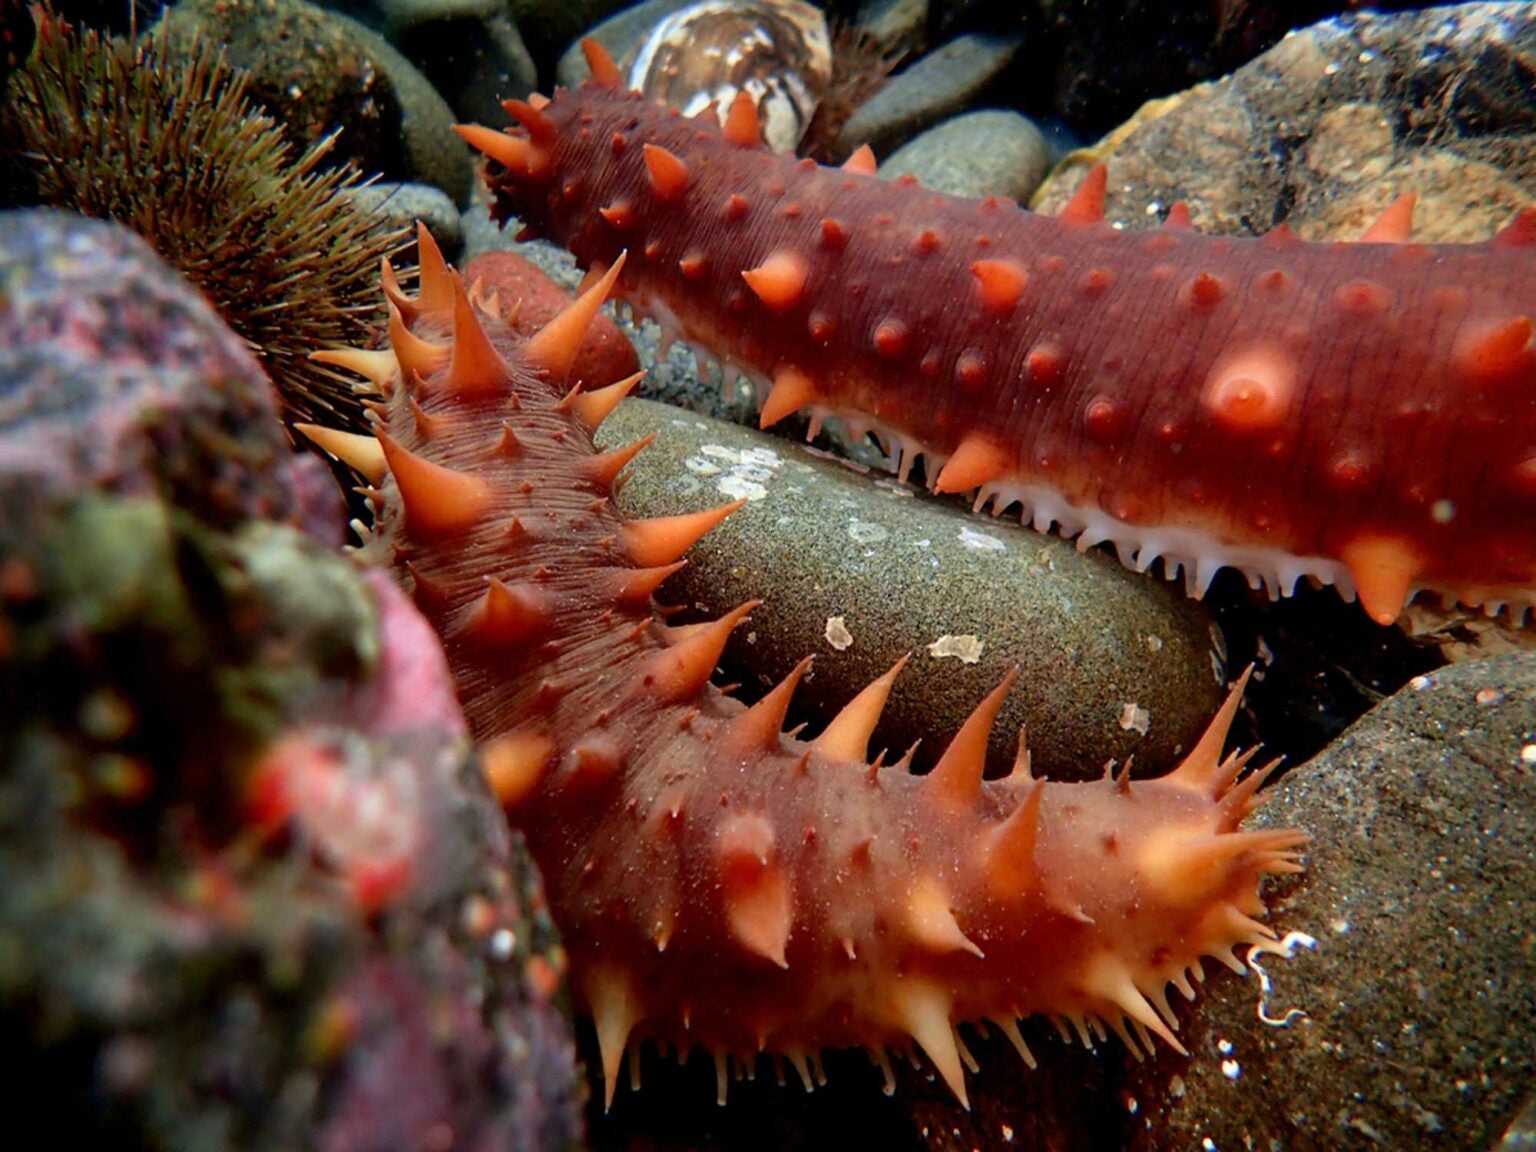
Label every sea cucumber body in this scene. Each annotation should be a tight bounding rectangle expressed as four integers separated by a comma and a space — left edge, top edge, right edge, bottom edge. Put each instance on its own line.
351, 248, 1306, 1106
484, 83, 1536, 621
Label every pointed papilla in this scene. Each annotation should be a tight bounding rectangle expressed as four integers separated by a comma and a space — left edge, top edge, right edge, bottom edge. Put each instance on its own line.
890, 979, 968, 1108
413, 221, 457, 316
458, 578, 552, 647
376, 431, 496, 538
387, 303, 449, 381
925, 669, 1018, 807
1059, 164, 1107, 225
723, 91, 763, 147
566, 370, 644, 432
310, 346, 399, 393
979, 780, 1044, 897
294, 423, 387, 484
622, 499, 745, 567
1358, 192, 1416, 243
1166, 666, 1252, 795
760, 364, 816, 428
841, 145, 876, 176
526, 254, 628, 380
934, 435, 1011, 494
643, 143, 691, 201
645, 600, 757, 703
583, 965, 638, 1110
715, 812, 793, 967
742, 249, 809, 313
814, 654, 908, 762
725, 656, 812, 755
1341, 533, 1419, 626
587, 433, 655, 489
453, 123, 550, 177
581, 36, 625, 86
444, 273, 515, 397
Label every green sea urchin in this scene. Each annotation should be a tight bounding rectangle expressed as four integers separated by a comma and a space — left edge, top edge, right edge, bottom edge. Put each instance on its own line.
1, 11, 404, 428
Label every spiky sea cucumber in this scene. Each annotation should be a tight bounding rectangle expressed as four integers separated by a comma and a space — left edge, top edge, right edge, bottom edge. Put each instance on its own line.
459, 43, 1536, 627
300, 228, 1306, 1109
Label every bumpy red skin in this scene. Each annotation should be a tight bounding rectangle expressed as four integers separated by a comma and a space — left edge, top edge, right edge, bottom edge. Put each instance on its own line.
484, 82, 1536, 618
368, 262, 1306, 1109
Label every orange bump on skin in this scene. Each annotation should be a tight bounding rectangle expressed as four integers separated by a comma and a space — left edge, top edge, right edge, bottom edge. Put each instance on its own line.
643, 143, 691, 200
934, 434, 1011, 494
742, 250, 809, 312
1025, 342, 1065, 386
1341, 534, 1420, 625
1359, 192, 1416, 243
482, 729, 556, 809
1058, 163, 1107, 226
599, 201, 635, 229
1335, 279, 1392, 316
873, 317, 910, 358
970, 259, 1028, 315
1183, 271, 1226, 308
820, 218, 849, 248
1202, 346, 1294, 434
723, 91, 762, 147
955, 351, 989, 391
1083, 395, 1123, 441
841, 144, 877, 176
761, 365, 816, 427
1455, 315, 1534, 383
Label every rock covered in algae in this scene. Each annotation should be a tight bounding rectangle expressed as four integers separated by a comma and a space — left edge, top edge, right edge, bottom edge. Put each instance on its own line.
0, 212, 581, 1149
0, 210, 342, 538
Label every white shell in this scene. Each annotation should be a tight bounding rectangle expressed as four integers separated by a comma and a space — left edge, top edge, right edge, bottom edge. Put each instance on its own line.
626, 0, 832, 153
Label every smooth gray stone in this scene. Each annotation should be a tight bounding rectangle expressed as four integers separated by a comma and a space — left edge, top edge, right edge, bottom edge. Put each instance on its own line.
344, 181, 462, 257
596, 397, 1226, 783
879, 109, 1051, 202
836, 32, 1024, 160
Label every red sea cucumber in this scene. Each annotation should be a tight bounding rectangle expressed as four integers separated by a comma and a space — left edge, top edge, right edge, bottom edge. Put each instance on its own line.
461, 44, 1536, 626
301, 229, 1306, 1108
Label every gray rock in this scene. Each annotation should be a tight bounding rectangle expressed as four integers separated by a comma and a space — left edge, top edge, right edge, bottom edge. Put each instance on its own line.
1126, 652, 1536, 1149
345, 180, 463, 258
835, 32, 1025, 160
510, 0, 636, 74
856, 0, 929, 53
879, 109, 1051, 202
157, 0, 473, 204
596, 397, 1225, 782
326, 0, 504, 36
1034, 3, 1536, 241
400, 11, 540, 128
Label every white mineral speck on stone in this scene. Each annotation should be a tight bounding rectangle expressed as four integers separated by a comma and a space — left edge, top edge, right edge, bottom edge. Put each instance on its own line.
958, 525, 1007, 552
847, 518, 889, 545
824, 616, 853, 650
1119, 702, 1151, 735
720, 475, 768, 500
1221, 1059, 1241, 1081
927, 634, 984, 663
1521, 744, 1536, 767
490, 928, 515, 960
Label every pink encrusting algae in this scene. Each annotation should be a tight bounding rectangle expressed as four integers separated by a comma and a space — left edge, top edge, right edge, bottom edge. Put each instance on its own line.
300, 223, 1307, 1109
461, 40, 1536, 627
